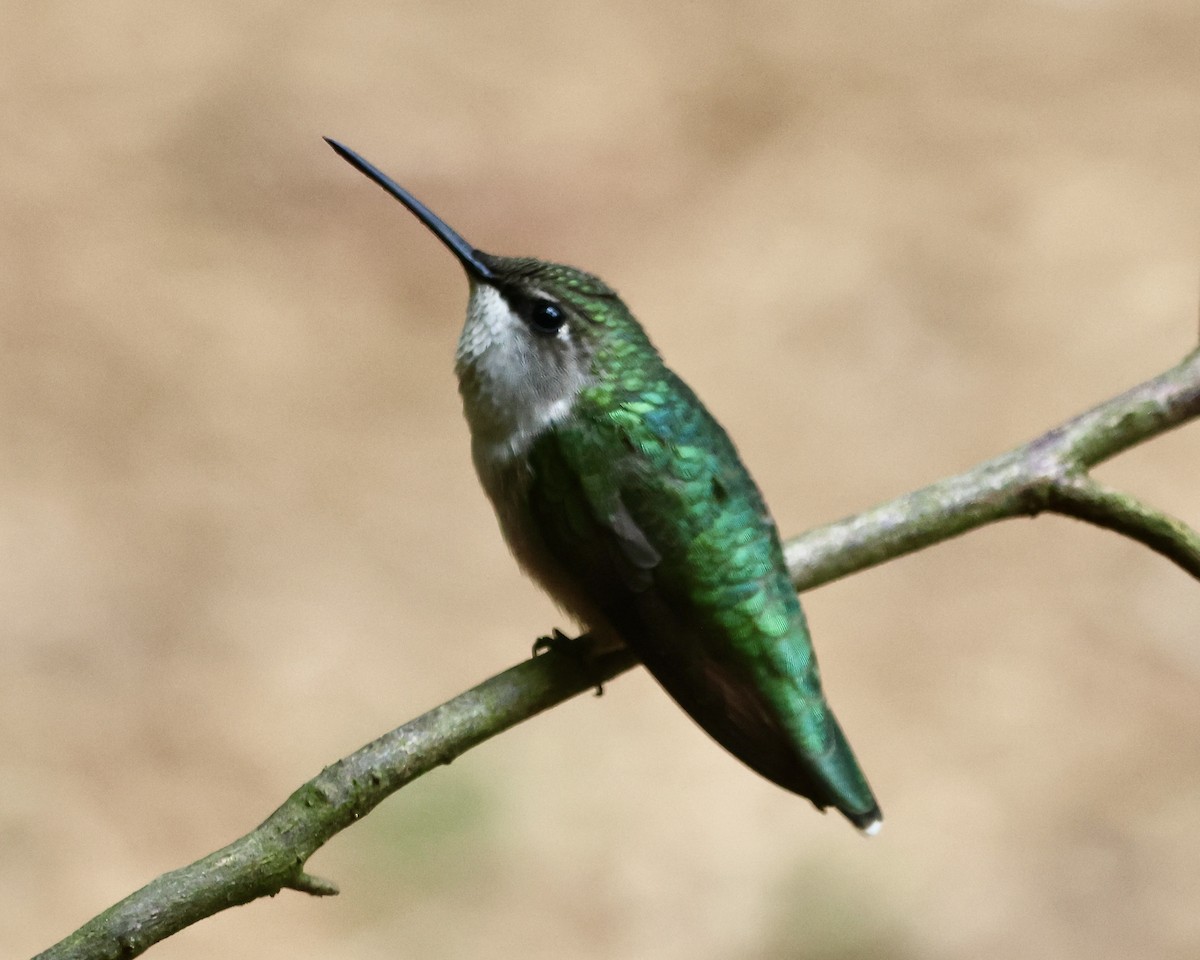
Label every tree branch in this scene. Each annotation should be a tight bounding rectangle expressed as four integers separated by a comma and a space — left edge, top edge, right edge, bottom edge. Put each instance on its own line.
35, 348, 1200, 960
784, 347, 1200, 588
36, 643, 640, 960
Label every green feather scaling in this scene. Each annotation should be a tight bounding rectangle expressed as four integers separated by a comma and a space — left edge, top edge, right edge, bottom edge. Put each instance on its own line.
514, 274, 880, 830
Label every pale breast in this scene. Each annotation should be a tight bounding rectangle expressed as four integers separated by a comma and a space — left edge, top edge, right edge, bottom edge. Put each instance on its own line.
470, 437, 618, 643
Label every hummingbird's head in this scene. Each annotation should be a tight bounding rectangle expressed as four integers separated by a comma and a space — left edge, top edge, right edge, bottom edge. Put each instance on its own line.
327, 139, 658, 455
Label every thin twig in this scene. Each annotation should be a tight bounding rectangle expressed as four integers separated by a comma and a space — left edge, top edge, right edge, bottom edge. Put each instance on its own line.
1045, 475, 1200, 580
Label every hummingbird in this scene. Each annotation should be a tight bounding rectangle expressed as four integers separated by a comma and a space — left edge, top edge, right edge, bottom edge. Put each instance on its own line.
326, 138, 882, 834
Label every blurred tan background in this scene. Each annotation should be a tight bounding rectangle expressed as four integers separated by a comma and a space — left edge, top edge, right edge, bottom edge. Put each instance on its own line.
4, 2, 1200, 958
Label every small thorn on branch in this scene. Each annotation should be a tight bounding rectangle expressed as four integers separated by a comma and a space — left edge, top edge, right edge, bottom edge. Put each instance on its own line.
283, 872, 340, 897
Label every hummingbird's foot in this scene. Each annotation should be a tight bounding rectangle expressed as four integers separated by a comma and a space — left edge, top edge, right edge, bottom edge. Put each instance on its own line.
532, 628, 574, 658
532, 629, 606, 697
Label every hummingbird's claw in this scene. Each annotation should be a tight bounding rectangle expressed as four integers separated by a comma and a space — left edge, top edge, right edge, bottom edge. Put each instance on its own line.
532, 629, 605, 696
532, 628, 573, 657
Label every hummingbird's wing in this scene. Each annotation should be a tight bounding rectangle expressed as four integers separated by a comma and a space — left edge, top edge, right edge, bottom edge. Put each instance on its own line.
524, 374, 880, 831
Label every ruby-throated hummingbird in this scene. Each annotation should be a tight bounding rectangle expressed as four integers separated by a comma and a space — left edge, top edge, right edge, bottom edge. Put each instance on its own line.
326, 138, 881, 834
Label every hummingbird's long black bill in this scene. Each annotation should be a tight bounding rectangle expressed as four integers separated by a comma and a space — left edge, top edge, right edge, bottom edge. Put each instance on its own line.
324, 137, 494, 281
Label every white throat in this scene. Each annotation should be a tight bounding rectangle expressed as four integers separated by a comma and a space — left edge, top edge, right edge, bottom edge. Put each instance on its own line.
455, 283, 589, 466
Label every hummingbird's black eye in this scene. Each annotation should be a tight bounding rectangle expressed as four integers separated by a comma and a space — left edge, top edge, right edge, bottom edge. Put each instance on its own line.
527, 300, 567, 335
